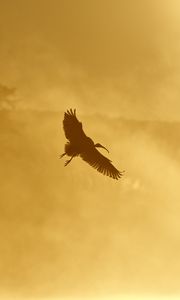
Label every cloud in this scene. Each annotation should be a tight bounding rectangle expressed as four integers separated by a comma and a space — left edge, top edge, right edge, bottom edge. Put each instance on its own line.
1, 111, 180, 298
1, 1, 180, 120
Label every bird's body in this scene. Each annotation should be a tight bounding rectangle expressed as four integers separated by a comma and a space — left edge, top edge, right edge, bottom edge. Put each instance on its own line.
60, 109, 124, 180
65, 137, 94, 156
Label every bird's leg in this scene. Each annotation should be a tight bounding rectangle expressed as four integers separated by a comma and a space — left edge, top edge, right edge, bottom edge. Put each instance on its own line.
59, 153, 66, 159
64, 155, 74, 166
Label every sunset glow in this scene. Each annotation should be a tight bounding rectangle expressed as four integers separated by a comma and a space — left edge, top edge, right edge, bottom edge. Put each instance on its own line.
1, 1, 180, 299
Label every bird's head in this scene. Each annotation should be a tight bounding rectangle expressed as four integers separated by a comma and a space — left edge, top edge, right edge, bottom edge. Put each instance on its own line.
94, 143, 109, 153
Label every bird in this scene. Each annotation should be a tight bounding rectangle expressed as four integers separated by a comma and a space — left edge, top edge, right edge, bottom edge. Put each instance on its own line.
59, 109, 124, 180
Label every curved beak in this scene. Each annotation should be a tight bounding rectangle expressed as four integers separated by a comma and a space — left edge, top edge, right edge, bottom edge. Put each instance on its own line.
95, 143, 109, 153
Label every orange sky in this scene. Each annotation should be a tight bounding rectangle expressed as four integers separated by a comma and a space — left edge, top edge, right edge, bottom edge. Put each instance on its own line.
1, 2, 180, 300
1, 0, 180, 120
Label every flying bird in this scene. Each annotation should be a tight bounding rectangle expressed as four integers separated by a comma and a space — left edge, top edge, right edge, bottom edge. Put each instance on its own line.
59, 109, 124, 180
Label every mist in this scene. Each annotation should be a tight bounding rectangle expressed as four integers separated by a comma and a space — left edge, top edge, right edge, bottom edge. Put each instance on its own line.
0, 0, 180, 299
0, 110, 180, 299
1, 0, 180, 120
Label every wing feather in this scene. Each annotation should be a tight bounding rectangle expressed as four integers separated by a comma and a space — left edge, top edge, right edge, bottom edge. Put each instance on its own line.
63, 109, 86, 142
80, 147, 123, 180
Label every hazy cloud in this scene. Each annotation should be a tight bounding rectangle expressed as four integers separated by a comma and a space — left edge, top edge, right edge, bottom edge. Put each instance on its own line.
1, 1, 180, 299
1, 1, 180, 119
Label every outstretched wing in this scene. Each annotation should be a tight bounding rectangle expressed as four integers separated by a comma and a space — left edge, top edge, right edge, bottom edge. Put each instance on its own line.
80, 147, 124, 180
63, 109, 86, 142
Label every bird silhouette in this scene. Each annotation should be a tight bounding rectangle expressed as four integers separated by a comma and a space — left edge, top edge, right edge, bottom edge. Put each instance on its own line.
59, 109, 124, 180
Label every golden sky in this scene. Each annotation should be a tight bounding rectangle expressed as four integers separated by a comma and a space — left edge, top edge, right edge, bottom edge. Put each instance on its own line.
0, 1, 180, 300
1, 0, 180, 119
